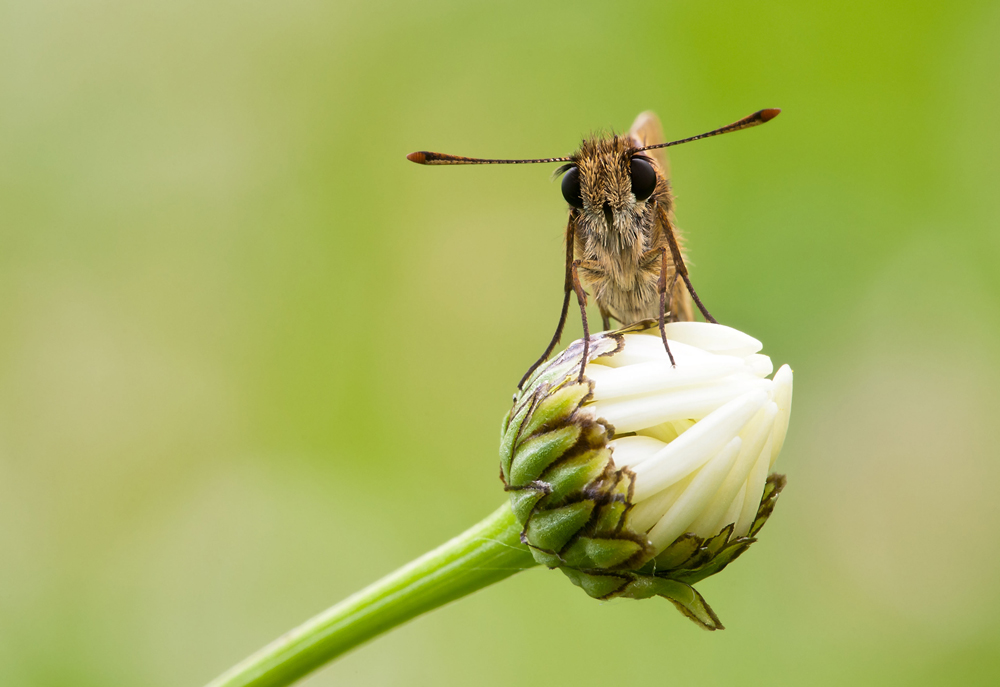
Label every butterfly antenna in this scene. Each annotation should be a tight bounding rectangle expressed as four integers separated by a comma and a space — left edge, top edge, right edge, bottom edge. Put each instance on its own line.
406, 151, 573, 165
637, 108, 780, 152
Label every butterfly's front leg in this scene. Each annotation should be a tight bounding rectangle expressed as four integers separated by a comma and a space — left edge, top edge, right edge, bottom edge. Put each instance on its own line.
517, 215, 578, 390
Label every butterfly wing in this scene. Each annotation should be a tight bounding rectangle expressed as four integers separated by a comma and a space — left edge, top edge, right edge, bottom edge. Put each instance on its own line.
629, 111, 670, 178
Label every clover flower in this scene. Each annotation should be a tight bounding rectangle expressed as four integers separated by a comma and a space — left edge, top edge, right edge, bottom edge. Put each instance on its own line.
500, 321, 793, 629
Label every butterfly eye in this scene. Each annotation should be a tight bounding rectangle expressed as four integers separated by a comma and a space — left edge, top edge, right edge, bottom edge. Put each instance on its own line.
629, 157, 657, 201
560, 166, 583, 208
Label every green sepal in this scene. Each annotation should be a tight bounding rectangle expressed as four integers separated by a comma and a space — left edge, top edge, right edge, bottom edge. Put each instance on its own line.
517, 383, 590, 444
559, 568, 630, 598
703, 524, 734, 557
508, 488, 545, 524
524, 500, 594, 553
750, 473, 786, 536
508, 425, 582, 487
531, 550, 563, 568
561, 537, 644, 570
673, 528, 733, 572
672, 539, 754, 586
652, 534, 701, 570
537, 447, 611, 505
499, 398, 535, 481
620, 578, 723, 631
592, 498, 627, 536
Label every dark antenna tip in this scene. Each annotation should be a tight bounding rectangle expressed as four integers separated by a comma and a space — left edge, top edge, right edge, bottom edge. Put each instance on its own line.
636, 107, 784, 153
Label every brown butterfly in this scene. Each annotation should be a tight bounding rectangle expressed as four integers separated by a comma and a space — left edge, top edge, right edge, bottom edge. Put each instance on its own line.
407, 108, 780, 388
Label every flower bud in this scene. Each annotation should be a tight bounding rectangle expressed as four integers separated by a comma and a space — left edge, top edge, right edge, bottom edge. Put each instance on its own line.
500, 321, 792, 629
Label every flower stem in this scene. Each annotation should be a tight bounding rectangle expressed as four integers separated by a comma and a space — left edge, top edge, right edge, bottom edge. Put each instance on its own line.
205, 503, 536, 687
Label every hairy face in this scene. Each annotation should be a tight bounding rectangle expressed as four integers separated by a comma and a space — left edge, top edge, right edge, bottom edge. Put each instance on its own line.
561, 135, 663, 252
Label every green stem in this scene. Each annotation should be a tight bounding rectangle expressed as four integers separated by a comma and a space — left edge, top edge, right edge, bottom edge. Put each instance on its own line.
205, 502, 536, 687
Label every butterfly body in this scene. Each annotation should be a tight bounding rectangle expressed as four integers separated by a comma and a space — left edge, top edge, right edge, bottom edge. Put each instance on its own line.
568, 118, 693, 329
406, 108, 779, 387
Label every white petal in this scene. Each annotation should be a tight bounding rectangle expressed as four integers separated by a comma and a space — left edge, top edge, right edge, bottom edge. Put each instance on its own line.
734, 430, 775, 537
608, 435, 668, 469
590, 377, 772, 434
638, 419, 694, 443
663, 322, 763, 357
627, 473, 693, 534
586, 355, 745, 400
719, 483, 746, 534
769, 364, 794, 468
744, 353, 774, 378
582, 362, 621, 387
670, 418, 696, 434
630, 389, 769, 501
646, 436, 743, 552
688, 402, 778, 537
599, 335, 715, 368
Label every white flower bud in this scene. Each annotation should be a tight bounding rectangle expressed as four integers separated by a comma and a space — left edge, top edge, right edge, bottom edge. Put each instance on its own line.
583, 322, 792, 556
501, 320, 792, 628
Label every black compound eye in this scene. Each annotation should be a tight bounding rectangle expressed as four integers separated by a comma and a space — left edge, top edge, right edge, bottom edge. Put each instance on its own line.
561, 166, 583, 208
630, 157, 657, 201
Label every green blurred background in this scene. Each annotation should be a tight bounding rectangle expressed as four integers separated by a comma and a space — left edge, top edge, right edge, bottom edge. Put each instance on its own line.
2, 1, 999, 685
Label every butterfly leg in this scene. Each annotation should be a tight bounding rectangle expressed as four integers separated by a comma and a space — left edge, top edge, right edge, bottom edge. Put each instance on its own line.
657, 205, 718, 324
656, 247, 678, 367
570, 259, 590, 383
518, 217, 577, 390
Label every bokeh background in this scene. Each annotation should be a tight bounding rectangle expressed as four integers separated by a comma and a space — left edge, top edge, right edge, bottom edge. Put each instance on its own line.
2, 1, 999, 685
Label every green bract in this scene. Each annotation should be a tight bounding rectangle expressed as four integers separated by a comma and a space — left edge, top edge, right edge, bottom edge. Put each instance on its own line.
500, 321, 791, 630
